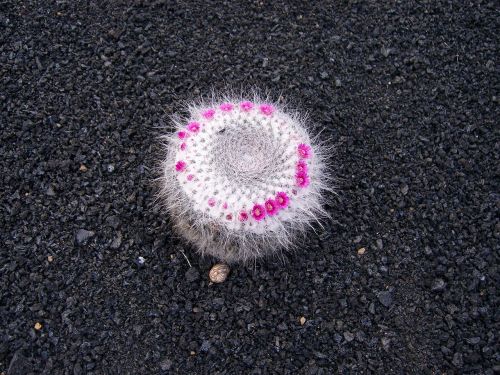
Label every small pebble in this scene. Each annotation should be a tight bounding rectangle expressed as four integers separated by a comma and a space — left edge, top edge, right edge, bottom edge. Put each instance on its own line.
79, 164, 88, 172
381, 46, 392, 57
75, 229, 95, 245
136, 256, 145, 266
160, 359, 172, 371
431, 278, 446, 291
357, 247, 366, 255
46, 186, 56, 196
377, 291, 393, 307
381, 337, 391, 349
47, 255, 53, 262
200, 340, 211, 352
209, 264, 230, 283
467, 337, 480, 345
34, 322, 42, 330
344, 331, 354, 342
299, 316, 306, 325
110, 233, 122, 249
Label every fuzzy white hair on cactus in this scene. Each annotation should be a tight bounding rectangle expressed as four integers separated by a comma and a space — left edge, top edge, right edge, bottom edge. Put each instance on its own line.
157, 94, 331, 264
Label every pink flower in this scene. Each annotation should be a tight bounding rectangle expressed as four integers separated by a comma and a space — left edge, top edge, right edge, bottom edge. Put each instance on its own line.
175, 161, 187, 172
187, 121, 200, 133
180, 142, 187, 151
208, 198, 216, 207
251, 204, 266, 221
296, 160, 307, 173
202, 109, 215, 119
275, 192, 289, 208
298, 143, 312, 159
296, 171, 310, 188
264, 199, 278, 216
259, 104, 274, 116
239, 211, 249, 222
222, 202, 228, 209
186, 174, 194, 181
177, 131, 187, 139
226, 214, 233, 221
219, 103, 233, 112
240, 101, 254, 111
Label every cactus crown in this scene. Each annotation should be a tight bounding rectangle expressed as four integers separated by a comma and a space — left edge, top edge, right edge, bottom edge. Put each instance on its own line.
158, 94, 331, 263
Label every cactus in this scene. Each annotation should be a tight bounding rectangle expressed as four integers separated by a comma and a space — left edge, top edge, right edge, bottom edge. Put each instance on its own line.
157, 94, 331, 264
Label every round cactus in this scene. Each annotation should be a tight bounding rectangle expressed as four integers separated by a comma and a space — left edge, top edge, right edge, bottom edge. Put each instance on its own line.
158, 94, 331, 263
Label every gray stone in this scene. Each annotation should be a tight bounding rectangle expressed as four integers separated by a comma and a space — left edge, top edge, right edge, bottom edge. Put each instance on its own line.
452, 352, 463, 368
381, 337, 391, 350
200, 340, 211, 352
46, 185, 56, 196
185, 267, 199, 282
343, 331, 354, 342
432, 278, 446, 291
160, 358, 172, 371
467, 337, 480, 344
377, 291, 393, 307
73, 362, 82, 375
110, 232, 122, 249
106, 215, 121, 229
8, 351, 32, 375
76, 229, 95, 245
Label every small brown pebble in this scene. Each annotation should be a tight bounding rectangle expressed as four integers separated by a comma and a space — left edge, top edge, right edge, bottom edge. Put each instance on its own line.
299, 316, 306, 325
47, 255, 54, 262
190, 351, 196, 356
209, 264, 230, 283
79, 164, 88, 172
34, 322, 42, 330
357, 247, 366, 255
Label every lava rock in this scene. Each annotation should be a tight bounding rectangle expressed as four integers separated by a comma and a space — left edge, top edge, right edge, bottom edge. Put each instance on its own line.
1, 1, 497, 373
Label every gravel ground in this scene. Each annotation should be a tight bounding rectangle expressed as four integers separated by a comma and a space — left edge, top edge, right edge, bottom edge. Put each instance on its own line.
1, 1, 498, 374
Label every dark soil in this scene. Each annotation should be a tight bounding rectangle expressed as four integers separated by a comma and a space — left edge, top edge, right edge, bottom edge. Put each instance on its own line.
1, 1, 498, 374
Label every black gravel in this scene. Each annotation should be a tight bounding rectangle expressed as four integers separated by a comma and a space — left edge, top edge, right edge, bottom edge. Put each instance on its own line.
1, 1, 498, 374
